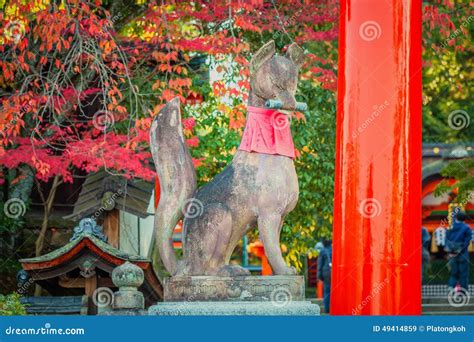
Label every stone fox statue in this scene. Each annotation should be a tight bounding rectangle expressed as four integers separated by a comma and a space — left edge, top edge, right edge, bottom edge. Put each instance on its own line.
150, 41, 305, 276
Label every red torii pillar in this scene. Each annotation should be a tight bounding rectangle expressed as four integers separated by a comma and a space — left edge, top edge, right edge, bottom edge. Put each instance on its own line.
331, 0, 422, 315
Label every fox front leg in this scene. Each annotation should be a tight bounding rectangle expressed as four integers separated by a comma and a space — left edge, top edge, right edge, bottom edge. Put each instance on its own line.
258, 213, 296, 275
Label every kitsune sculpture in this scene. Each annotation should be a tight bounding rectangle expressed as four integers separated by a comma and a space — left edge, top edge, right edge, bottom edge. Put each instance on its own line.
150, 41, 306, 277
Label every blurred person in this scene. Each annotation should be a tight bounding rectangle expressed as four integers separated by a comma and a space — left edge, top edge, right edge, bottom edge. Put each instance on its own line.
317, 239, 332, 314
421, 226, 431, 282
445, 212, 472, 291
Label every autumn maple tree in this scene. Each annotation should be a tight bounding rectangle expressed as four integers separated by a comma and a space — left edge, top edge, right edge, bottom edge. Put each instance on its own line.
0, 0, 471, 273
0, 0, 338, 264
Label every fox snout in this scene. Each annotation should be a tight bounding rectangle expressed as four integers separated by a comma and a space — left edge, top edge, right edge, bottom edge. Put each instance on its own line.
273, 90, 298, 111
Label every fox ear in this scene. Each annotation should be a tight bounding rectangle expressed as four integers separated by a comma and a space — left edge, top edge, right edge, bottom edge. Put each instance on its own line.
286, 43, 305, 68
250, 40, 275, 74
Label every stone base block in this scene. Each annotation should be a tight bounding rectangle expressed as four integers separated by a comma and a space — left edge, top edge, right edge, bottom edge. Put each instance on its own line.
163, 275, 305, 302
113, 290, 144, 310
148, 301, 320, 316
101, 309, 147, 316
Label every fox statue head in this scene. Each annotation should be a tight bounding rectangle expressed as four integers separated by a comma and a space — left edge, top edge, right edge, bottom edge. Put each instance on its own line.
248, 40, 305, 111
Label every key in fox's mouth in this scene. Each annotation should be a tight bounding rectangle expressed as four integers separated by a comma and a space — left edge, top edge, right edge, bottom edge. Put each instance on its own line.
265, 99, 308, 111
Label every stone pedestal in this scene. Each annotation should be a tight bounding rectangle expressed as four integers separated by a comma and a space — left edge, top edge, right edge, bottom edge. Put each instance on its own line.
149, 300, 319, 316
149, 275, 319, 316
164, 275, 305, 302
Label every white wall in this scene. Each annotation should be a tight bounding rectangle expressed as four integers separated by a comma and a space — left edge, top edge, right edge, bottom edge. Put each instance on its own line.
119, 191, 155, 257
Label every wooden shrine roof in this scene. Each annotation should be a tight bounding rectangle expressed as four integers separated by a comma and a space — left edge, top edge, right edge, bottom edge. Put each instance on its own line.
64, 170, 154, 221
20, 233, 149, 268
20, 227, 163, 302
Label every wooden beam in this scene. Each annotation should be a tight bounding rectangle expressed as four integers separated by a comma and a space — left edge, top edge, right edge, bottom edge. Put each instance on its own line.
103, 209, 120, 248
84, 275, 97, 297
85, 274, 98, 315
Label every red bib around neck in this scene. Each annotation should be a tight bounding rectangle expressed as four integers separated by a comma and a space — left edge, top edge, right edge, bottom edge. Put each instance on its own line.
238, 106, 295, 159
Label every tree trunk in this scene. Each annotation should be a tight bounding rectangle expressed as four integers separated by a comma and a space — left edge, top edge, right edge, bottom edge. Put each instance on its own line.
35, 175, 62, 257
34, 175, 62, 296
